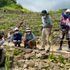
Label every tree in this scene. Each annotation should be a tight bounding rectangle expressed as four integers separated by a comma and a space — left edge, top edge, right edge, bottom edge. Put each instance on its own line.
0, 0, 16, 7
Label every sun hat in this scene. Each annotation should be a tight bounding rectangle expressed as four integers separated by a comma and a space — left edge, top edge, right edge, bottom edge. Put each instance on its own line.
65, 9, 70, 13
14, 27, 19, 31
26, 28, 31, 32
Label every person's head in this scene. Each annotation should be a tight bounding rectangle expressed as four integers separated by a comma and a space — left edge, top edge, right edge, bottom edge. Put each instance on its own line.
41, 10, 49, 16
62, 12, 68, 19
14, 27, 19, 32
26, 28, 31, 34
65, 9, 70, 18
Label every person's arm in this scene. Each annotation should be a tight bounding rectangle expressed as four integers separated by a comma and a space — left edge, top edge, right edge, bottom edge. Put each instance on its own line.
49, 16, 52, 26
28, 33, 36, 43
32, 33, 36, 41
23, 33, 26, 41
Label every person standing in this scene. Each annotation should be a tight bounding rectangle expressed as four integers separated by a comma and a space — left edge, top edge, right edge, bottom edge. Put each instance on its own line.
58, 9, 70, 51
41, 10, 52, 51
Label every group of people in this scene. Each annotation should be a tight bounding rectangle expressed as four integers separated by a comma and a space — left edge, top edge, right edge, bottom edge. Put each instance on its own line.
7, 27, 36, 49
0, 9, 70, 52
41, 9, 70, 51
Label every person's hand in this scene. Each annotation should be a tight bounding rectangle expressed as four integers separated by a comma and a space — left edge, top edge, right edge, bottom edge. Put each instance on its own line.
27, 40, 32, 44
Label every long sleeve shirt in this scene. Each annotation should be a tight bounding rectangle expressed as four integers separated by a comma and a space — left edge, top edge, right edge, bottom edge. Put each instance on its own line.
42, 16, 52, 28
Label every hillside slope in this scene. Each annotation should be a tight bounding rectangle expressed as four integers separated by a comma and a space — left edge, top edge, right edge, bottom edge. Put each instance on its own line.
0, 0, 31, 12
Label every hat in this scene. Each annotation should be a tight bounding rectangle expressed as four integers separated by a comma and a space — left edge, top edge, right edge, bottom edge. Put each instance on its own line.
14, 27, 19, 31
26, 28, 31, 32
65, 9, 70, 13
41, 10, 48, 15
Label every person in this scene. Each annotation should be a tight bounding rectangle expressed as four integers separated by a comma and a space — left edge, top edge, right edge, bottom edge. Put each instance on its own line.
65, 9, 70, 51
23, 28, 36, 49
7, 31, 13, 43
12, 27, 22, 47
41, 10, 52, 51
0, 31, 5, 46
58, 9, 70, 51
0, 31, 5, 66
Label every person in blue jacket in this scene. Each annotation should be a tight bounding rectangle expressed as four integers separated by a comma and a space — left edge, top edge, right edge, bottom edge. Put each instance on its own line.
13, 27, 22, 47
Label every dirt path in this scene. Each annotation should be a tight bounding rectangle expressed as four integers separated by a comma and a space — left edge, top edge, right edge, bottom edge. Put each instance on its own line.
3, 42, 70, 54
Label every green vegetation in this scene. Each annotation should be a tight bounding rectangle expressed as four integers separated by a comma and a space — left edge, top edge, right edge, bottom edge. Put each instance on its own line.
0, 0, 31, 12
0, 9, 62, 36
48, 54, 66, 64
0, 0, 16, 7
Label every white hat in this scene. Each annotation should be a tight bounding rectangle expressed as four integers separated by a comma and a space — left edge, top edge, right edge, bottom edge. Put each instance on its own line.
65, 9, 70, 12
14, 27, 19, 31
26, 28, 31, 32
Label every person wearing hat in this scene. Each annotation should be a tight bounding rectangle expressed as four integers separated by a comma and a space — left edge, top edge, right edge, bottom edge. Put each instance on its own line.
65, 9, 70, 51
12, 27, 22, 47
58, 9, 70, 51
41, 10, 52, 51
23, 28, 36, 49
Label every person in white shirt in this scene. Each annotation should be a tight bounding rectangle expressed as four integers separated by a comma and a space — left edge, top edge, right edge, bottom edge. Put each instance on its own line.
41, 10, 52, 51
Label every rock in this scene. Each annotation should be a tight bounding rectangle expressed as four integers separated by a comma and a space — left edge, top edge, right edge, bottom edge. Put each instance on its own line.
36, 53, 42, 58
24, 53, 32, 59
24, 64, 28, 68
33, 49, 40, 54
28, 67, 36, 70
24, 69, 28, 70
24, 49, 33, 53
26, 60, 35, 67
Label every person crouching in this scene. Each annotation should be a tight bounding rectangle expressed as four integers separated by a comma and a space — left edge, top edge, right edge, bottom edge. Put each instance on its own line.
24, 28, 36, 49
13, 27, 22, 47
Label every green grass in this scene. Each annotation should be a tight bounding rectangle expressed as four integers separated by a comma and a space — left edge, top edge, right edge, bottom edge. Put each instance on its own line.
0, 9, 63, 36
1, 4, 31, 12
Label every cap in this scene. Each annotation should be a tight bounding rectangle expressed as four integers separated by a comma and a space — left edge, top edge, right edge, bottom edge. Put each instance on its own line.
26, 28, 31, 32
14, 27, 19, 31
41, 10, 48, 15
65, 9, 70, 13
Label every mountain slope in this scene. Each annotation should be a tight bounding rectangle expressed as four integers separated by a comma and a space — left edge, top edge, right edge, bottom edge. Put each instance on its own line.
0, 0, 31, 12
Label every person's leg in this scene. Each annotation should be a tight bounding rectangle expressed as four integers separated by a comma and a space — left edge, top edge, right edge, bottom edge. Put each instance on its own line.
24, 40, 29, 48
59, 31, 65, 50
68, 31, 70, 48
18, 42, 21, 47
29, 41, 36, 49
14, 42, 17, 47
68, 40, 70, 48
66, 31, 70, 51
45, 28, 51, 51
41, 28, 46, 49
